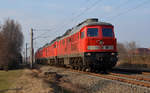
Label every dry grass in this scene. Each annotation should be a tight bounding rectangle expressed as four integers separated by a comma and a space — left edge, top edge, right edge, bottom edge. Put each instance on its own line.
117, 55, 150, 69
4, 68, 73, 93
0, 70, 23, 92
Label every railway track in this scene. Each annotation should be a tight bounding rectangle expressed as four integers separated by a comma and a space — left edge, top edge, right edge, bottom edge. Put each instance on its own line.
142, 72, 150, 75
35, 65, 150, 88
71, 69, 150, 88
112, 67, 150, 74
110, 73, 150, 82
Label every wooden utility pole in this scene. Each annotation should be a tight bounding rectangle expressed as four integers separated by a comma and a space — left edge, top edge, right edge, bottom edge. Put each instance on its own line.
26, 43, 28, 64
30, 28, 33, 69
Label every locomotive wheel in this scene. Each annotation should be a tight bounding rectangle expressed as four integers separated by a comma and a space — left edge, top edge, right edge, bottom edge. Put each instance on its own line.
79, 66, 82, 71
74, 66, 77, 70
88, 67, 94, 72
82, 67, 86, 71
76, 66, 79, 70
85, 67, 90, 72
89, 66, 97, 72
71, 66, 75, 69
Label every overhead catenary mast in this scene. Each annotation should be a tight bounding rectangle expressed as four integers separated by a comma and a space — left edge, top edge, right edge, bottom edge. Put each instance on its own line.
30, 28, 34, 69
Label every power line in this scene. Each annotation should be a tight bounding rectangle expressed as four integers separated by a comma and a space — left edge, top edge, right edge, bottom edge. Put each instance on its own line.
33, 34, 52, 40
33, 29, 53, 40
53, 0, 103, 39
28, 1, 101, 40
113, 0, 131, 10
32, 1, 93, 40
106, 0, 150, 21
99, 0, 132, 21
33, 28, 52, 31
71, 0, 103, 21
71, 0, 104, 25
49, 0, 95, 32
35, 0, 103, 42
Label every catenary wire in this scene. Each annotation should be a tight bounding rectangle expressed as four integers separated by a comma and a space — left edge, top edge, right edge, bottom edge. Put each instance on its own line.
105, 0, 150, 21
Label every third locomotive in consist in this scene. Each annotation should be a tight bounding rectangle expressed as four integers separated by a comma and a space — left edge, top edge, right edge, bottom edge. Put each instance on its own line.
35, 18, 118, 71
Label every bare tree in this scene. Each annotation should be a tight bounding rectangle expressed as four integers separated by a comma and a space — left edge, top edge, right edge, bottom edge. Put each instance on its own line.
0, 19, 24, 69
0, 34, 9, 68
117, 43, 128, 61
125, 41, 138, 64
126, 41, 137, 53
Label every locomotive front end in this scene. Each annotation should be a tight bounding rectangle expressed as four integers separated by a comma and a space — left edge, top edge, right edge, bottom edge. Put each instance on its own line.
83, 23, 118, 70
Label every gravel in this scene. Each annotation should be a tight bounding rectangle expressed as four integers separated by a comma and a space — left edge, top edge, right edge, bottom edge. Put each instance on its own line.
41, 66, 150, 93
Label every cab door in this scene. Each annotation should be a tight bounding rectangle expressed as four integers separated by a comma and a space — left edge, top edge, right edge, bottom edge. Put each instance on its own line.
80, 28, 86, 52
54, 42, 57, 57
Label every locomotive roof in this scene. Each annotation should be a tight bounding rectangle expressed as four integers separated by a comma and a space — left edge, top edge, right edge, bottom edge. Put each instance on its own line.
55, 18, 112, 41
41, 18, 113, 48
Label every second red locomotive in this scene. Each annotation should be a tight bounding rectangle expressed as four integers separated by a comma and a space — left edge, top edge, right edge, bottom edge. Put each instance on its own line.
35, 18, 118, 71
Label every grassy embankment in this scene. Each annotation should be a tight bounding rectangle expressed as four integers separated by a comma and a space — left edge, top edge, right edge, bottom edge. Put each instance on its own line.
0, 70, 23, 91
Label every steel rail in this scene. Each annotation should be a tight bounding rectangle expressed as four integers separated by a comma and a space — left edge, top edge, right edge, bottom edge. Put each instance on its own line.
71, 69, 150, 88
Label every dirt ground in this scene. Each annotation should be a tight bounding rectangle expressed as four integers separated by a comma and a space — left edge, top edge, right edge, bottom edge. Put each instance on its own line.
5, 65, 150, 93
5, 65, 99, 93
6, 69, 49, 93
6, 68, 69, 93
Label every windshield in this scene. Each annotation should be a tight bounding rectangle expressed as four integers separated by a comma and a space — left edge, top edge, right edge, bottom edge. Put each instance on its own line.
87, 28, 98, 37
102, 28, 113, 37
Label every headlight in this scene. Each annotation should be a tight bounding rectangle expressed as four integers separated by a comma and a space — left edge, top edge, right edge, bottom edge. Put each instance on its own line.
99, 40, 104, 45
111, 53, 115, 55
87, 46, 100, 50
86, 53, 91, 56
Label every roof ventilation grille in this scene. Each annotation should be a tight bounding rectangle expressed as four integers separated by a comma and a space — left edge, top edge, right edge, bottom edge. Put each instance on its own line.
77, 18, 98, 27
85, 18, 98, 23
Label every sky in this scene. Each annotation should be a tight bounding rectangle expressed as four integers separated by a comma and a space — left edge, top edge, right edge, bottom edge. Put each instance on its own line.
0, 0, 150, 52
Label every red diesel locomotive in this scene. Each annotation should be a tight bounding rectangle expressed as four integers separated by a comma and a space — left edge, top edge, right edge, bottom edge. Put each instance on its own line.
35, 18, 118, 71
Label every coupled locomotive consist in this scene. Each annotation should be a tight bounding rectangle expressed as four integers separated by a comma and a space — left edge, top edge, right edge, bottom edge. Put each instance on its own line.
35, 18, 118, 71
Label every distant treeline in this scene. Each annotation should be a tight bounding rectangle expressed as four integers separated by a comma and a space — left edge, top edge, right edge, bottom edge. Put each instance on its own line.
117, 42, 150, 68
0, 19, 24, 70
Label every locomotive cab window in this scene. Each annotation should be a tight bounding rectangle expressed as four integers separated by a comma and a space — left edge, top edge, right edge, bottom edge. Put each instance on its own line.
81, 31, 85, 39
87, 28, 98, 37
102, 28, 113, 37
